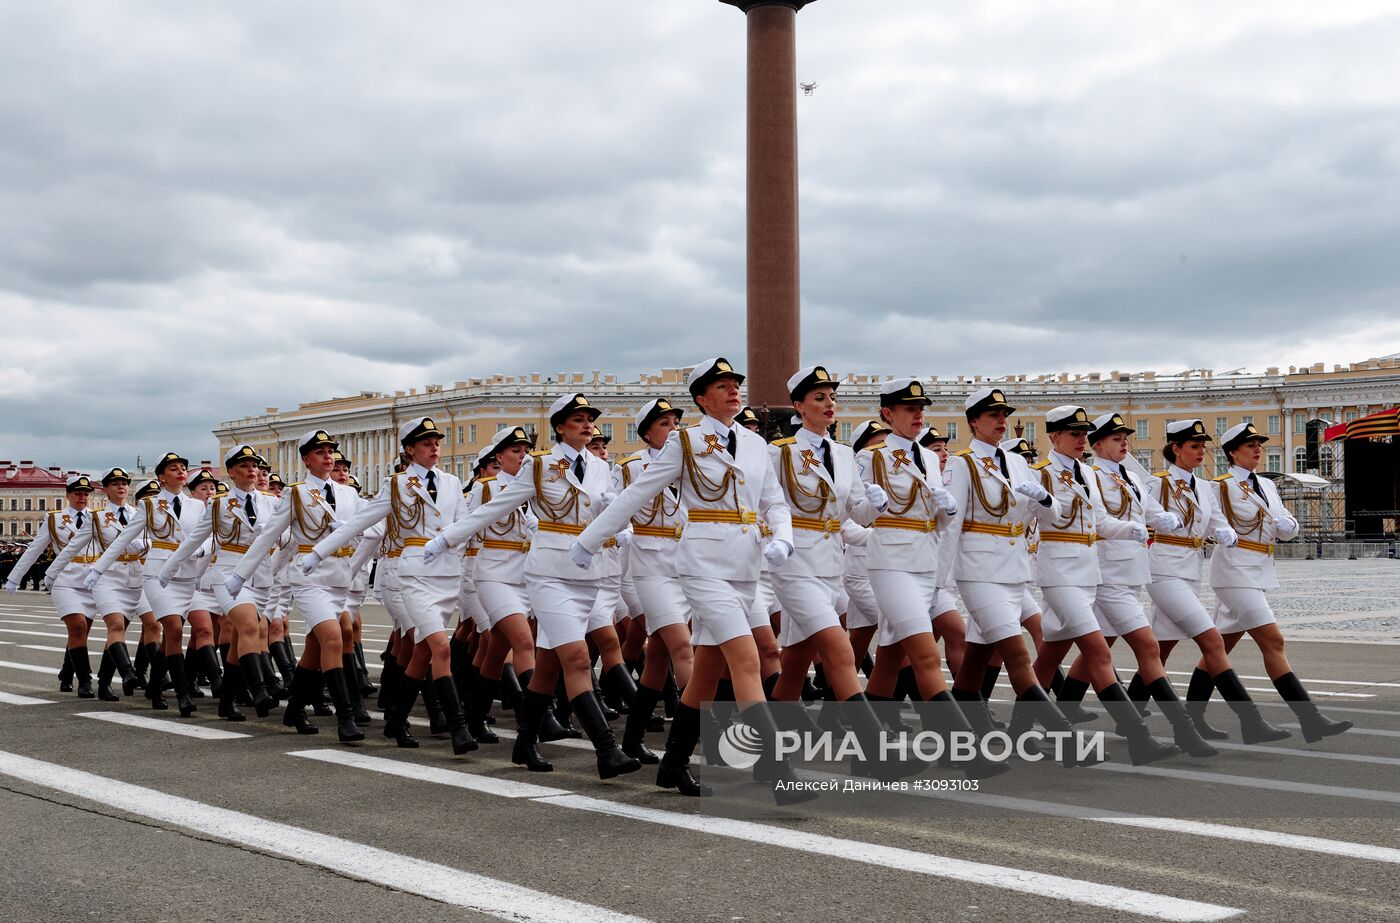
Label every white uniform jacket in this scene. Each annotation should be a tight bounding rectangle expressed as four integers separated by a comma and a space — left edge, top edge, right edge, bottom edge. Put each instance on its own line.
612, 446, 687, 579
856, 433, 942, 575
91, 490, 206, 582
1146, 465, 1232, 582
1030, 451, 1139, 589
1208, 466, 1299, 591
939, 439, 1053, 587
11, 507, 91, 589
164, 486, 281, 587
1090, 459, 1174, 589
235, 474, 357, 588
770, 428, 881, 578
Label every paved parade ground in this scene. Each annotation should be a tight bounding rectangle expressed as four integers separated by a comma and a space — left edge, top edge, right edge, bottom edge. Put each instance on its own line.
2, 560, 1398, 923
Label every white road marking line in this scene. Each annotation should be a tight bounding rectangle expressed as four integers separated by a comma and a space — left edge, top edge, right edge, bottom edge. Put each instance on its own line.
1209, 740, 1400, 768
990, 680, 1377, 699
302, 749, 1242, 921
1091, 763, 1400, 804
0, 691, 54, 705
0, 750, 649, 923
289, 750, 569, 799
1162, 668, 1400, 689
538, 794, 1243, 922
76, 712, 252, 740
0, 627, 74, 639
1279, 723, 1400, 739
0, 659, 59, 675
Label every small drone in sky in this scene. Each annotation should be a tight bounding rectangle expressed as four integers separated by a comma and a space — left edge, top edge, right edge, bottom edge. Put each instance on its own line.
800, 82, 817, 96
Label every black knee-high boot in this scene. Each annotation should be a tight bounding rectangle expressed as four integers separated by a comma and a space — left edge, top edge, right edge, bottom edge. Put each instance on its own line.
353, 641, 376, 696
573, 691, 640, 779
145, 644, 168, 710
1184, 667, 1229, 739
217, 662, 246, 722
468, 672, 500, 743
744, 702, 819, 806
499, 663, 523, 712
656, 703, 711, 796
1055, 674, 1099, 724
1097, 683, 1179, 765
916, 691, 1011, 780
166, 652, 196, 717
1213, 669, 1290, 743
601, 663, 639, 712
341, 654, 372, 725
58, 650, 75, 691
433, 675, 478, 755
1125, 671, 1152, 718
511, 689, 554, 772
132, 641, 149, 690
661, 666, 680, 719
68, 647, 94, 698
1007, 685, 1101, 768
95, 648, 119, 701
325, 666, 366, 743
621, 683, 662, 764
281, 666, 320, 734
269, 642, 296, 689
1146, 676, 1217, 757
419, 674, 449, 734
377, 658, 400, 712
1273, 671, 1351, 742
261, 651, 286, 700
238, 653, 273, 718
109, 642, 137, 697
383, 675, 421, 748
195, 645, 222, 696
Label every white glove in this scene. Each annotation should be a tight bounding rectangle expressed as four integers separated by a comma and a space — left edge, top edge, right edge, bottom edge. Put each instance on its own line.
224, 574, 245, 597
522, 511, 540, 534
3, 581, 17, 594
1149, 511, 1184, 532
158, 568, 172, 589
41, 575, 53, 591
1279, 515, 1299, 534
1126, 523, 1149, 543
421, 535, 448, 565
1212, 527, 1238, 547
301, 551, 323, 575
570, 542, 594, 570
932, 486, 959, 516
863, 483, 889, 510
762, 539, 792, 568
82, 569, 102, 591
1015, 481, 1049, 503
615, 531, 633, 548
600, 491, 618, 511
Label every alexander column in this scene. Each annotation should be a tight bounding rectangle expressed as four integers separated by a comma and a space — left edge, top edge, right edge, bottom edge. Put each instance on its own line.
721, 0, 815, 426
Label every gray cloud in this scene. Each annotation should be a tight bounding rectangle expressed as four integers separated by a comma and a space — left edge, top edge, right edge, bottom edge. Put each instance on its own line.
2, 1, 1399, 470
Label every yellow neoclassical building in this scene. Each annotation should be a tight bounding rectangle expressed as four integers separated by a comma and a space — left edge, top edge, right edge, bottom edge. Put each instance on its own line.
215, 356, 1400, 504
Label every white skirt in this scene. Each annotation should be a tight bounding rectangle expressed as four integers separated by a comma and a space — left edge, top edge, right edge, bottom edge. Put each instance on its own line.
1020, 586, 1042, 621
957, 580, 1026, 646
682, 576, 758, 648
526, 575, 599, 649
1039, 585, 1101, 643
92, 576, 145, 618
399, 575, 459, 640
771, 571, 844, 646
50, 584, 97, 619
1092, 583, 1150, 638
144, 575, 194, 622
477, 580, 530, 625
634, 574, 691, 633
1146, 577, 1215, 642
295, 583, 349, 634
867, 569, 938, 647
843, 572, 880, 630
590, 573, 626, 631
1212, 587, 1278, 635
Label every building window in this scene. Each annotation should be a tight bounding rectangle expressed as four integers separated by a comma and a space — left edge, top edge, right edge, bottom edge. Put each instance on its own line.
946, 421, 959, 442
600, 424, 613, 440
37, 499, 45, 511
8, 499, 15, 511
1345, 410, 1358, 422
1215, 417, 1228, 436
1294, 447, 1307, 472
1134, 449, 1153, 471
456, 426, 464, 445
626, 423, 638, 443
1320, 447, 1335, 479
1022, 422, 1035, 443
840, 422, 852, 443
1241, 415, 1254, 426
1135, 419, 1149, 440
1265, 448, 1282, 473
1268, 415, 1280, 435
1214, 451, 1228, 477
469, 424, 477, 444
1293, 414, 1306, 434
24, 499, 31, 511
456, 462, 464, 478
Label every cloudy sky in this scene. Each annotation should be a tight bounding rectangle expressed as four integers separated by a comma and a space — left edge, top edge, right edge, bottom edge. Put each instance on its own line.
3, 1, 1399, 471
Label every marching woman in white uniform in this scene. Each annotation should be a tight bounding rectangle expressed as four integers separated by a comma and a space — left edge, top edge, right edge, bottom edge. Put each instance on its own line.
43, 468, 145, 699
459, 426, 543, 744
309, 418, 476, 754
8, 475, 99, 697
1052, 413, 1218, 757
583, 430, 640, 720
162, 445, 281, 721
1127, 420, 1290, 744
426, 395, 641, 779
177, 469, 224, 702
1205, 423, 1352, 743
224, 430, 366, 743
613, 398, 695, 764
1025, 407, 1179, 765
571, 360, 811, 802
769, 367, 939, 780
86, 452, 206, 715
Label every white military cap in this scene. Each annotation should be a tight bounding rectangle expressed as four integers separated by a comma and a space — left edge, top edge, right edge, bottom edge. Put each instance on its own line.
298, 429, 338, 454
850, 419, 891, 452
224, 444, 261, 467
787, 365, 836, 400
65, 474, 94, 492
1221, 422, 1268, 453
687, 357, 745, 397
548, 393, 601, 427
1088, 412, 1133, 444
635, 398, 683, 434
1000, 436, 1033, 458
1045, 405, 1092, 432
879, 377, 931, 407
1165, 419, 1211, 442
485, 426, 534, 459
964, 386, 1015, 415
100, 467, 132, 485
398, 416, 441, 446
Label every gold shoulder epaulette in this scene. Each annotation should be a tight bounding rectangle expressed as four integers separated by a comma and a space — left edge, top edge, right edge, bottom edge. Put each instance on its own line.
1030, 459, 1051, 470
1212, 473, 1232, 481
530, 449, 550, 458
290, 481, 306, 488
1152, 471, 1169, 478
954, 449, 972, 457
770, 437, 796, 447
1090, 464, 1101, 471
617, 454, 641, 466
477, 475, 497, 484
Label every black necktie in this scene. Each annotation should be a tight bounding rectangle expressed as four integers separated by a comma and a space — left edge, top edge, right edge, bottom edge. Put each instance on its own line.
820, 440, 835, 479
1249, 473, 1263, 496
572, 455, 585, 482
994, 448, 1010, 479
1188, 474, 1198, 498
245, 494, 257, 526
323, 482, 336, 509
118, 508, 127, 526
74, 512, 83, 529
1120, 467, 1140, 500
426, 470, 438, 502
172, 496, 181, 518
912, 444, 927, 474
725, 430, 737, 458
1071, 461, 1086, 487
